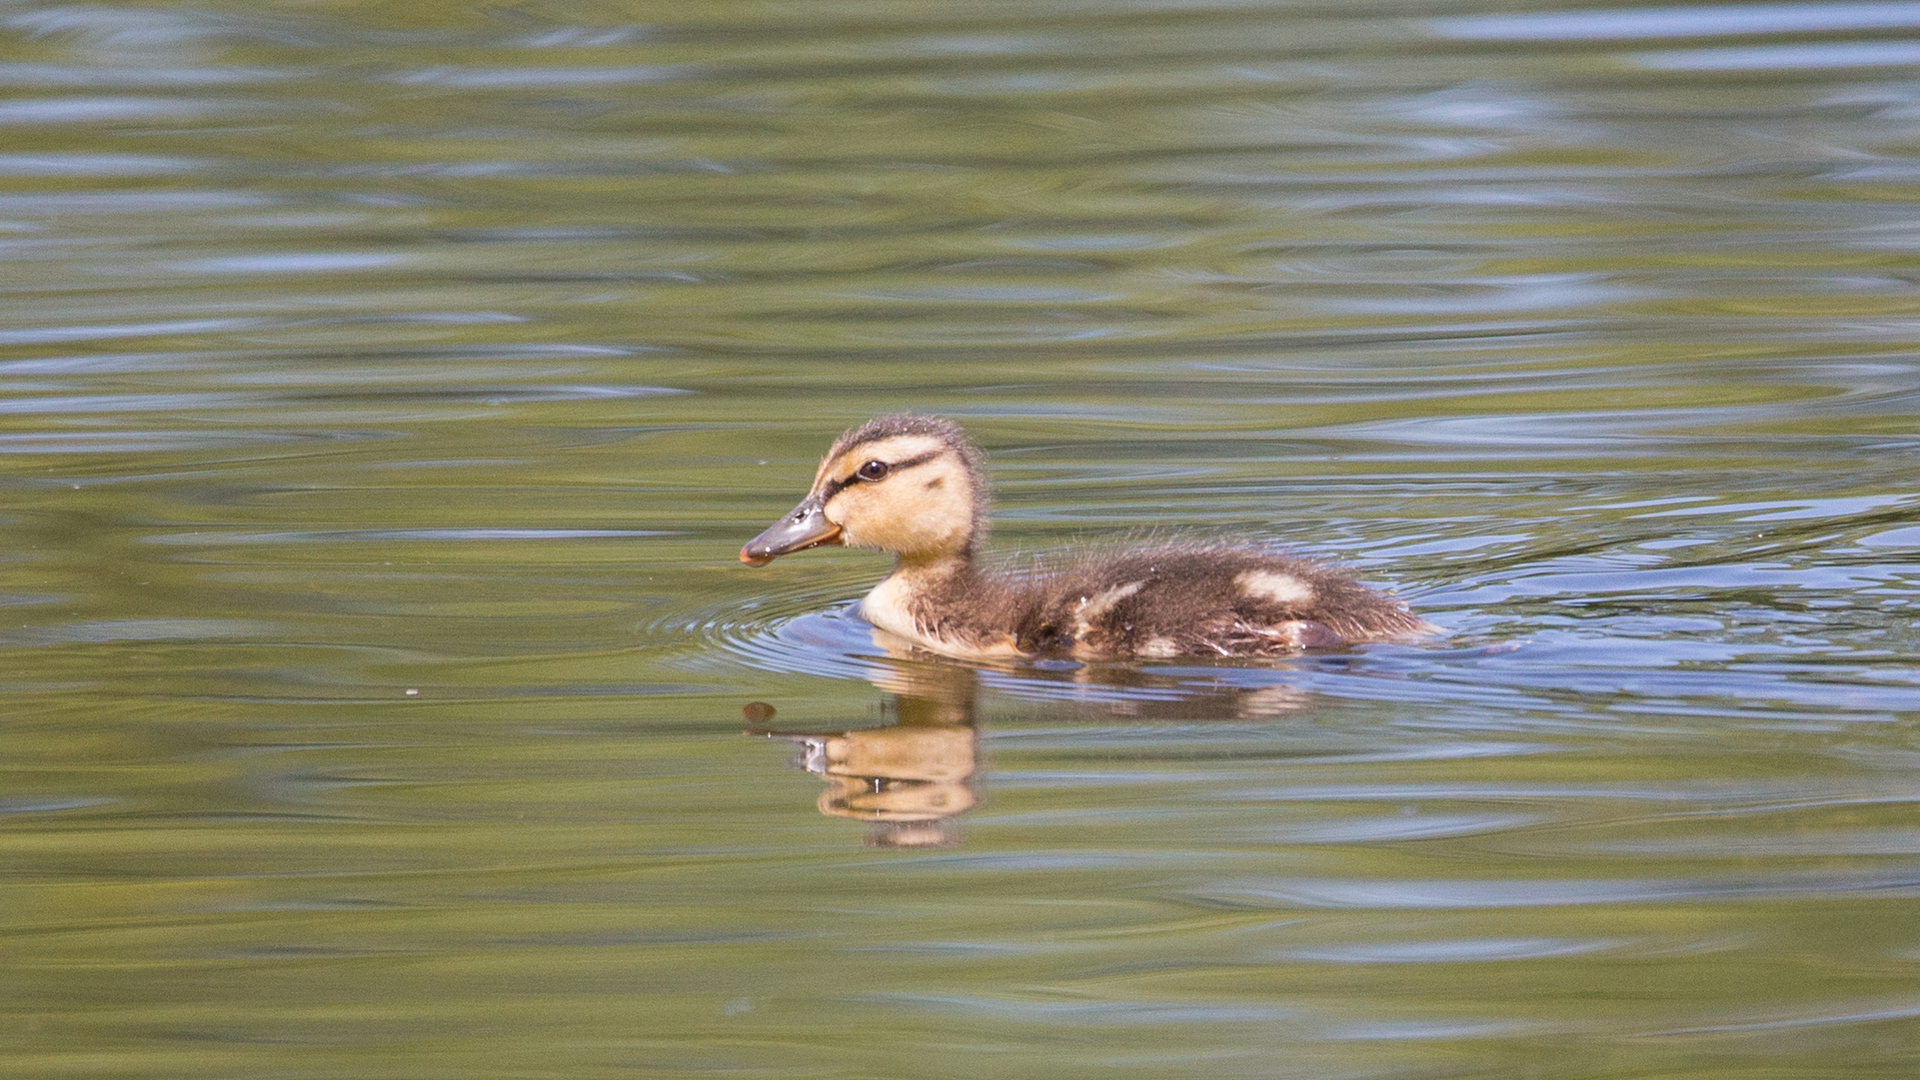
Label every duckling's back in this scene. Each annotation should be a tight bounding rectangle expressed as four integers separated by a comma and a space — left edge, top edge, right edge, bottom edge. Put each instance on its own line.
1010, 544, 1431, 659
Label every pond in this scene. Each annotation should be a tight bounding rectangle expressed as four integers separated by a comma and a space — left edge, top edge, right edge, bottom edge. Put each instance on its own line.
3, 0, 1919, 1076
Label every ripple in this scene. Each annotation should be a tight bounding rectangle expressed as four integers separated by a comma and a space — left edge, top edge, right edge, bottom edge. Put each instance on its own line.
859, 991, 1293, 1026
1638, 39, 1920, 71
145, 528, 678, 546
0, 96, 268, 125
0, 796, 114, 815
1239, 812, 1544, 844
655, 567, 904, 686
1432, 3, 1920, 41
390, 65, 699, 87
1648, 998, 1920, 1036
701, 602, 900, 686
0, 429, 365, 454
1198, 870, 1920, 910
1281, 936, 1621, 964
0, 617, 273, 647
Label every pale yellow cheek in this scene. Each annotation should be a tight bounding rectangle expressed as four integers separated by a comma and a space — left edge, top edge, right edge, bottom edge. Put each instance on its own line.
834, 492, 937, 551
826, 466, 973, 557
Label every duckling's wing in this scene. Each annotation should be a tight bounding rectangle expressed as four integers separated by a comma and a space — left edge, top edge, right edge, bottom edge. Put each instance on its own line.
1034, 545, 1427, 659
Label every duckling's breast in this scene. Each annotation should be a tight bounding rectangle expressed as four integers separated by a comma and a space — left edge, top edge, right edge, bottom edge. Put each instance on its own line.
861, 570, 1026, 660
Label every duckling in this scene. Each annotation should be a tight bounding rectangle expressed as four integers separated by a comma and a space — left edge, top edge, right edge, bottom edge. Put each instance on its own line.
740, 414, 1435, 661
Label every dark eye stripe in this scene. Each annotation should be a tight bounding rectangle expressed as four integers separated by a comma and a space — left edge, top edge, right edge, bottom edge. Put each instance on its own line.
820, 449, 943, 501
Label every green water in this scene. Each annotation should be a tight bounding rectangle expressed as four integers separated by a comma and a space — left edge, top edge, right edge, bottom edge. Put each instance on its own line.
4, 1, 1920, 1076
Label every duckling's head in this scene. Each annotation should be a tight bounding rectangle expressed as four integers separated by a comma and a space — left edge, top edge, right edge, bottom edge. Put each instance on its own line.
741, 414, 988, 567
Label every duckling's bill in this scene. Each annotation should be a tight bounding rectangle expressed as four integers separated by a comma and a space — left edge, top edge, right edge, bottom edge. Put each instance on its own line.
740, 494, 843, 566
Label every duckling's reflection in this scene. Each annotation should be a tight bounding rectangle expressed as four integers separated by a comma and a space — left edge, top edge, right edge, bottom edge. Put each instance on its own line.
749, 653, 980, 848
747, 625, 1326, 847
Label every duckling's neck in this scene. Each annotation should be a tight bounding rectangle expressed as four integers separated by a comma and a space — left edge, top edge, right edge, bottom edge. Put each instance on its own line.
860, 550, 1021, 658
868, 550, 979, 616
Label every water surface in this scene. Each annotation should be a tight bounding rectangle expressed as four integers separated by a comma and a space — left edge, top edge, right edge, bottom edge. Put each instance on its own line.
3, 1, 1919, 1076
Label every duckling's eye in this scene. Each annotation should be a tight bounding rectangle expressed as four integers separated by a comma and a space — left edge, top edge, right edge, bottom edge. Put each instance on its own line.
856, 460, 891, 482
